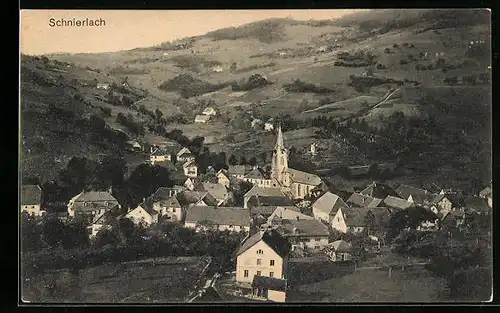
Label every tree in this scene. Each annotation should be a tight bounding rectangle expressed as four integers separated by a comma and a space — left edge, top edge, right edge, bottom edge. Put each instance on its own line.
239, 156, 247, 165
155, 108, 164, 120
249, 157, 257, 167
95, 156, 127, 190
41, 215, 66, 248
126, 163, 173, 208
21, 212, 43, 252
232, 181, 254, 206
364, 210, 376, 235
62, 221, 89, 249
228, 154, 238, 166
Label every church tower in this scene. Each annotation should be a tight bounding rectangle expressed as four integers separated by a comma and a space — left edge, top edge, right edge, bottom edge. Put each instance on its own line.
271, 124, 290, 188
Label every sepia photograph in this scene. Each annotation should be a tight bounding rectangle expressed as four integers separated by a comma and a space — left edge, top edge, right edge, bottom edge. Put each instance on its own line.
19, 9, 492, 303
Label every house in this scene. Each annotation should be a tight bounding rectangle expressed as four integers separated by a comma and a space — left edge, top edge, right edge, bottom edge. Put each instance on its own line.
247, 195, 295, 209
243, 167, 273, 188
244, 186, 291, 209
184, 206, 250, 232
87, 210, 117, 238
310, 143, 317, 156
212, 66, 224, 73
275, 219, 330, 251
126, 197, 160, 226
250, 206, 299, 226
395, 184, 432, 206
251, 276, 287, 302
326, 240, 353, 262
383, 196, 414, 211
177, 190, 219, 208
21, 185, 45, 217
331, 207, 369, 234
266, 207, 313, 225
236, 229, 291, 283
126, 140, 142, 152
177, 147, 196, 163
194, 182, 232, 206
347, 192, 383, 209
427, 194, 461, 216
312, 191, 349, 224
228, 165, 251, 179
96, 83, 110, 90
440, 210, 466, 229
216, 169, 231, 188
194, 114, 210, 123
359, 182, 399, 199
150, 147, 174, 164
156, 185, 185, 198
264, 119, 275, 131
183, 160, 198, 178
478, 185, 492, 208
150, 187, 184, 221
202, 107, 217, 116
184, 177, 196, 191
67, 191, 121, 221
251, 118, 264, 129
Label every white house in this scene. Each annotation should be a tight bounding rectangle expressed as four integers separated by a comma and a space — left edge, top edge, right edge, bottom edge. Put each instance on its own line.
150, 147, 173, 164
150, 187, 184, 222
177, 147, 195, 163
243, 186, 291, 209
183, 161, 198, 178
264, 119, 275, 131
202, 107, 217, 116
67, 191, 121, 220
212, 66, 224, 73
243, 167, 273, 188
96, 83, 110, 90
326, 240, 353, 262
236, 229, 291, 283
312, 192, 349, 224
216, 169, 231, 188
194, 182, 232, 206
184, 177, 196, 191
195, 115, 210, 124
126, 199, 159, 227
21, 185, 45, 217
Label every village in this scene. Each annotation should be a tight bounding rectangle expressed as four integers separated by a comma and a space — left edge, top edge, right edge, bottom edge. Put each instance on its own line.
20, 121, 492, 302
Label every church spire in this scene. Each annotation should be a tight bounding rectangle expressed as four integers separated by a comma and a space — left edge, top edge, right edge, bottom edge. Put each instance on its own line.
276, 123, 284, 150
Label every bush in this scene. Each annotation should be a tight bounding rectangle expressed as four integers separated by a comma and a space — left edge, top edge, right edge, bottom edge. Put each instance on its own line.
283, 79, 333, 94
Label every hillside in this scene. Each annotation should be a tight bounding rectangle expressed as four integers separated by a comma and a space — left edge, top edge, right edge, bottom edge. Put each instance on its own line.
27, 9, 491, 189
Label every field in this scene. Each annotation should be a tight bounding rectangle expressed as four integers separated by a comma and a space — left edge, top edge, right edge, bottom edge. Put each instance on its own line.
21, 256, 210, 303
287, 266, 447, 302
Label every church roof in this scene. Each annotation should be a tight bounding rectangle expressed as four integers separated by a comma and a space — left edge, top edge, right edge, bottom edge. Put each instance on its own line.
288, 168, 322, 186
275, 124, 284, 149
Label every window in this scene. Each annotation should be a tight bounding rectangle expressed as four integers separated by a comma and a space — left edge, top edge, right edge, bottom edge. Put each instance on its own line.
257, 249, 263, 254
257, 259, 262, 265
104, 201, 108, 206
257, 271, 261, 276
244, 270, 249, 278
269, 272, 274, 278
270, 260, 275, 266
173, 208, 176, 213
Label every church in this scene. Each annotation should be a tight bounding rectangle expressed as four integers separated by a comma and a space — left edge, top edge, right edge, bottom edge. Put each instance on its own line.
270, 125, 324, 200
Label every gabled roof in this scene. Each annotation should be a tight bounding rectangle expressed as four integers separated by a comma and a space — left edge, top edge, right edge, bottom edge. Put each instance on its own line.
92, 210, 117, 225
395, 184, 429, 204
228, 165, 250, 176
202, 107, 216, 114
197, 182, 229, 201
359, 182, 399, 199
247, 195, 294, 207
383, 196, 413, 210
250, 206, 298, 218
347, 193, 383, 208
183, 160, 197, 168
288, 168, 322, 186
252, 276, 286, 292
150, 147, 172, 156
464, 197, 489, 212
244, 167, 269, 180
185, 206, 250, 227
152, 186, 184, 200
312, 192, 349, 216
330, 240, 352, 253
21, 185, 42, 205
177, 191, 218, 207
135, 198, 159, 216
177, 147, 193, 157
195, 114, 210, 122
268, 207, 313, 224
244, 186, 287, 199
479, 186, 492, 198
236, 229, 291, 257
72, 191, 118, 203
278, 219, 330, 237
342, 207, 370, 227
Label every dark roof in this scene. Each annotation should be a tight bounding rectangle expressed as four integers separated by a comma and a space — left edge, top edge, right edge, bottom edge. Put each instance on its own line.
342, 207, 370, 227
185, 206, 250, 227
136, 198, 158, 215
252, 276, 287, 292
330, 240, 352, 253
21, 185, 42, 205
288, 168, 322, 186
236, 229, 291, 257
479, 186, 492, 198
359, 182, 399, 199
247, 195, 295, 207
347, 193, 383, 208
278, 219, 329, 237
244, 186, 287, 199
464, 197, 489, 212
177, 191, 218, 207
395, 184, 430, 204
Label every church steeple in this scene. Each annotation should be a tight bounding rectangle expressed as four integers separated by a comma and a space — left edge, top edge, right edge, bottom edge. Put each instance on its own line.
275, 123, 284, 150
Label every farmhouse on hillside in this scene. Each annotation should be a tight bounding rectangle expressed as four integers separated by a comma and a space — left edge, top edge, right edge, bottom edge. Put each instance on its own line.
67, 191, 121, 221
236, 229, 291, 283
270, 125, 324, 199
184, 206, 250, 232
195, 114, 210, 123
202, 107, 217, 116
21, 185, 45, 217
